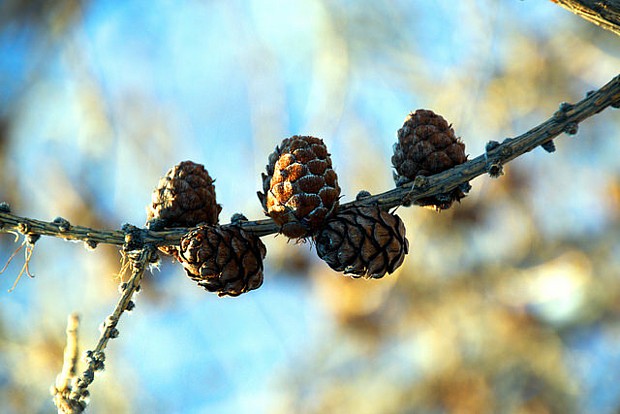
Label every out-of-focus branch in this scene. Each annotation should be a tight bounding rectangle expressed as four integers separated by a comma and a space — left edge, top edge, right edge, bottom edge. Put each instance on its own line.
551, 0, 620, 36
0, 74, 619, 247
51, 313, 82, 414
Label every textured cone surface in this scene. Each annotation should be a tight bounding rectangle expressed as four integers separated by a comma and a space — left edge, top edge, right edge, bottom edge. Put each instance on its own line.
392, 109, 468, 209
177, 225, 266, 297
314, 206, 408, 279
258, 136, 340, 238
147, 161, 222, 227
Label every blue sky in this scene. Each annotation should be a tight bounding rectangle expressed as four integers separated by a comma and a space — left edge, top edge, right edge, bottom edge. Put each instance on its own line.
1, 1, 620, 412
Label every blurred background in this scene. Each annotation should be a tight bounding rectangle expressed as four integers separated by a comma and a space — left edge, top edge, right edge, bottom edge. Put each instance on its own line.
0, 1, 619, 413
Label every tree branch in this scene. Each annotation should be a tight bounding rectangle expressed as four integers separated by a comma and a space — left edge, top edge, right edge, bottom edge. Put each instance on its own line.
50, 246, 154, 411
0, 74, 619, 247
551, 0, 620, 36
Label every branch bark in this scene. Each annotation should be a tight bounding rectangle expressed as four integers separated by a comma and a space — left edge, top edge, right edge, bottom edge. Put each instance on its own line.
551, 0, 620, 36
50, 247, 154, 411
1, 74, 619, 249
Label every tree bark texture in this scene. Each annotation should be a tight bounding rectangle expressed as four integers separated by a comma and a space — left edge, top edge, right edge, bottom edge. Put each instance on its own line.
551, 0, 620, 36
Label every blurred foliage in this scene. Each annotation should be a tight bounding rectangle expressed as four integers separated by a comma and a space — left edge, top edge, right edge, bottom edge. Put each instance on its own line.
1, 1, 620, 413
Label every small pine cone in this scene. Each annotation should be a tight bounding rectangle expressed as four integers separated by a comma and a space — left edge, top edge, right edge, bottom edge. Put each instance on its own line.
146, 161, 222, 254
314, 206, 408, 279
258, 136, 340, 239
147, 161, 222, 227
392, 109, 468, 209
177, 223, 266, 297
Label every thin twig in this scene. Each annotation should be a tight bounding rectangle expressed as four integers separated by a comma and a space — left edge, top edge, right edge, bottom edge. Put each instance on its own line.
0, 240, 25, 274
1, 237, 38, 292
55, 245, 155, 410
91, 246, 151, 354
0, 74, 619, 246
9, 242, 36, 292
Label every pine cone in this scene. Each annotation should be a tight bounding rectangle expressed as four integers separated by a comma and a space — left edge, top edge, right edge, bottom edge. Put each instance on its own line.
177, 221, 266, 297
314, 206, 408, 279
392, 109, 468, 209
258, 136, 340, 239
146, 161, 222, 228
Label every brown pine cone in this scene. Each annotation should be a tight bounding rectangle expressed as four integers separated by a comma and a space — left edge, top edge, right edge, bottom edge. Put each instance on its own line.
258, 136, 340, 239
146, 161, 222, 228
314, 206, 408, 279
177, 218, 266, 297
392, 109, 468, 209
